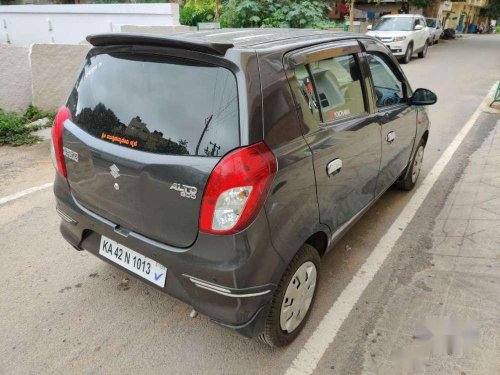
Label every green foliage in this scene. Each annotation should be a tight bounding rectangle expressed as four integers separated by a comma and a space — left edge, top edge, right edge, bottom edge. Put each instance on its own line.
286, 1, 330, 28
0, 110, 41, 146
407, 0, 436, 10
313, 20, 344, 30
480, 0, 500, 19
180, 0, 216, 26
22, 105, 56, 124
220, 0, 330, 29
90, 0, 168, 3
0, 105, 54, 146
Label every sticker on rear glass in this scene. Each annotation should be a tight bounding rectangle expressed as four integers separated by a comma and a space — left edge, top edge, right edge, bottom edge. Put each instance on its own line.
83, 62, 102, 81
101, 132, 138, 148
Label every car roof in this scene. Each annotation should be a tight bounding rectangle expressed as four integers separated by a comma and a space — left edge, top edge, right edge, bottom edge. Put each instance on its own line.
88, 28, 364, 56
174, 28, 357, 47
381, 14, 422, 18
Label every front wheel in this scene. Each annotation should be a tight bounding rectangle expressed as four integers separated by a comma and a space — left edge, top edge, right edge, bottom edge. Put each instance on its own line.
258, 244, 320, 347
401, 43, 413, 64
396, 141, 425, 191
418, 41, 428, 58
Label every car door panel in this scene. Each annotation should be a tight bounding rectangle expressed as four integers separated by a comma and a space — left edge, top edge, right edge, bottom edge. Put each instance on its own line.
285, 43, 382, 234
303, 116, 381, 231
375, 106, 417, 194
361, 40, 417, 196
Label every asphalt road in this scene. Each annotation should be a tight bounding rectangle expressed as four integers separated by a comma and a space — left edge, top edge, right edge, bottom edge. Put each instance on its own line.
1, 34, 499, 375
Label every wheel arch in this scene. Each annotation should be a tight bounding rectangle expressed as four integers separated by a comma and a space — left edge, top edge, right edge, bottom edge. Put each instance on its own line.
421, 130, 429, 147
305, 231, 329, 258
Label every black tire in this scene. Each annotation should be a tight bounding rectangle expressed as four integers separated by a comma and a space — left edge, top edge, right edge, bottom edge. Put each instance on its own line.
401, 43, 413, 64
418, 41, 429, 58
396, 140, 425, 191
258, 244, 321, 347
434, 38, 439, 45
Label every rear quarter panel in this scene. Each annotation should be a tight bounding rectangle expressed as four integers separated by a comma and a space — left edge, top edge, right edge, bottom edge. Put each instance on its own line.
258, 50, 329, 265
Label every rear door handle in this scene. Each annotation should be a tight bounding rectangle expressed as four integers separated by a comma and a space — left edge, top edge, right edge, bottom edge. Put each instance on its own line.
386, 131, 396, 144
327, 158, 342, 176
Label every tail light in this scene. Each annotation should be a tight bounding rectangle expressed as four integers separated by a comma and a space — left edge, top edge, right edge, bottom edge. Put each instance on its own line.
200, 142, 278, 235
50, 107, 71, 177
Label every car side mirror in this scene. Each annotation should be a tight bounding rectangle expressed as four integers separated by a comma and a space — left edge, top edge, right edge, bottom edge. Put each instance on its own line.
367, 24, 373, 30
411, 88, 437, 106
414, 24, 423, 30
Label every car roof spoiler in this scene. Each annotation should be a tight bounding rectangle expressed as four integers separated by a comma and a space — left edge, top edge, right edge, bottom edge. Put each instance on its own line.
86, 33, 234, 56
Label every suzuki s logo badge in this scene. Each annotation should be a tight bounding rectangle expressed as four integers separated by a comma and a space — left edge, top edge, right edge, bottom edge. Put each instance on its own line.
170, 183, 197, 200
109, 164, 120, 179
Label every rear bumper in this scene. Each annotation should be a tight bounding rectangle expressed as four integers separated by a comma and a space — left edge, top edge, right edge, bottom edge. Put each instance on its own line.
53, 174, 286, 337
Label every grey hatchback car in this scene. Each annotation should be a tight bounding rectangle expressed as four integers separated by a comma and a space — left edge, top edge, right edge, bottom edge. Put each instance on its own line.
52, 29, 436, 347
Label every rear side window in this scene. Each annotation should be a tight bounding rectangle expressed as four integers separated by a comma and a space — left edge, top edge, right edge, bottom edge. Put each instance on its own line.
309, 54, 366, 122
292, 65, 322, 123
67, 53, 239, 157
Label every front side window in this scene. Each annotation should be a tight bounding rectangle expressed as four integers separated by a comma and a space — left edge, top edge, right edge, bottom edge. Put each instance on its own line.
67, 53, 239, 157
308, 54, 366, 122
365, 53, 405, 108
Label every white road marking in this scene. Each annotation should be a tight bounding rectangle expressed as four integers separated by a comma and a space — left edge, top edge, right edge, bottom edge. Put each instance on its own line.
0, 182, 53, 206
286, 83, 498, 375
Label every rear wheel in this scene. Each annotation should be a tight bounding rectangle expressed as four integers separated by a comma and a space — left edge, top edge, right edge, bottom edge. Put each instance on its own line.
258, 244, 320, 347
418, 41, 429, 58
401, 43, 413, 64
396, 141, 425, 191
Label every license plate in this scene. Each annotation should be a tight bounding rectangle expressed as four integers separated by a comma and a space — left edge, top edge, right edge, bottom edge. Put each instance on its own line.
99, 235, 167, 287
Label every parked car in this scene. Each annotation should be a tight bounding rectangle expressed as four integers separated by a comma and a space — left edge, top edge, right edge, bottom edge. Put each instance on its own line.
426, 17, 443, 44
367, 14, 431, 64
52, 29, 436, 347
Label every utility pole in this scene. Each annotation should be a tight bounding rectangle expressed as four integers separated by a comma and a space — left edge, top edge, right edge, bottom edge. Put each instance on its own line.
195, 114, 213, 156
215, 0, 220, 22
349, 0, 355, 32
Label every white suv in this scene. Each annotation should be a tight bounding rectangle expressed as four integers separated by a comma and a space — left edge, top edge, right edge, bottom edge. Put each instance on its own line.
367, 14, 431, 64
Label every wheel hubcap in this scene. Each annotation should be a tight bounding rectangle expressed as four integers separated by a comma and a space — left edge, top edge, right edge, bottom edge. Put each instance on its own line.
280, 261, 317, 333
412, 146, 424, 183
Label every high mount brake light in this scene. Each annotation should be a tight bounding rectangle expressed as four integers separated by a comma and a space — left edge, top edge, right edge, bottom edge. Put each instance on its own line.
199, 142, 277, 235
50, 107, 71, 177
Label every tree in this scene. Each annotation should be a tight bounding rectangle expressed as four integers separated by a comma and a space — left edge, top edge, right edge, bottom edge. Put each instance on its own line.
480, 0, 500, 20
407, 0, 437, 10
369, 0, 437, 13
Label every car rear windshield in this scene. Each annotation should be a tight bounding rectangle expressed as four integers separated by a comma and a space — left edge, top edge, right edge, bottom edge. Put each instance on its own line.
67, 52, 239, 157
373, 17, 413, 31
